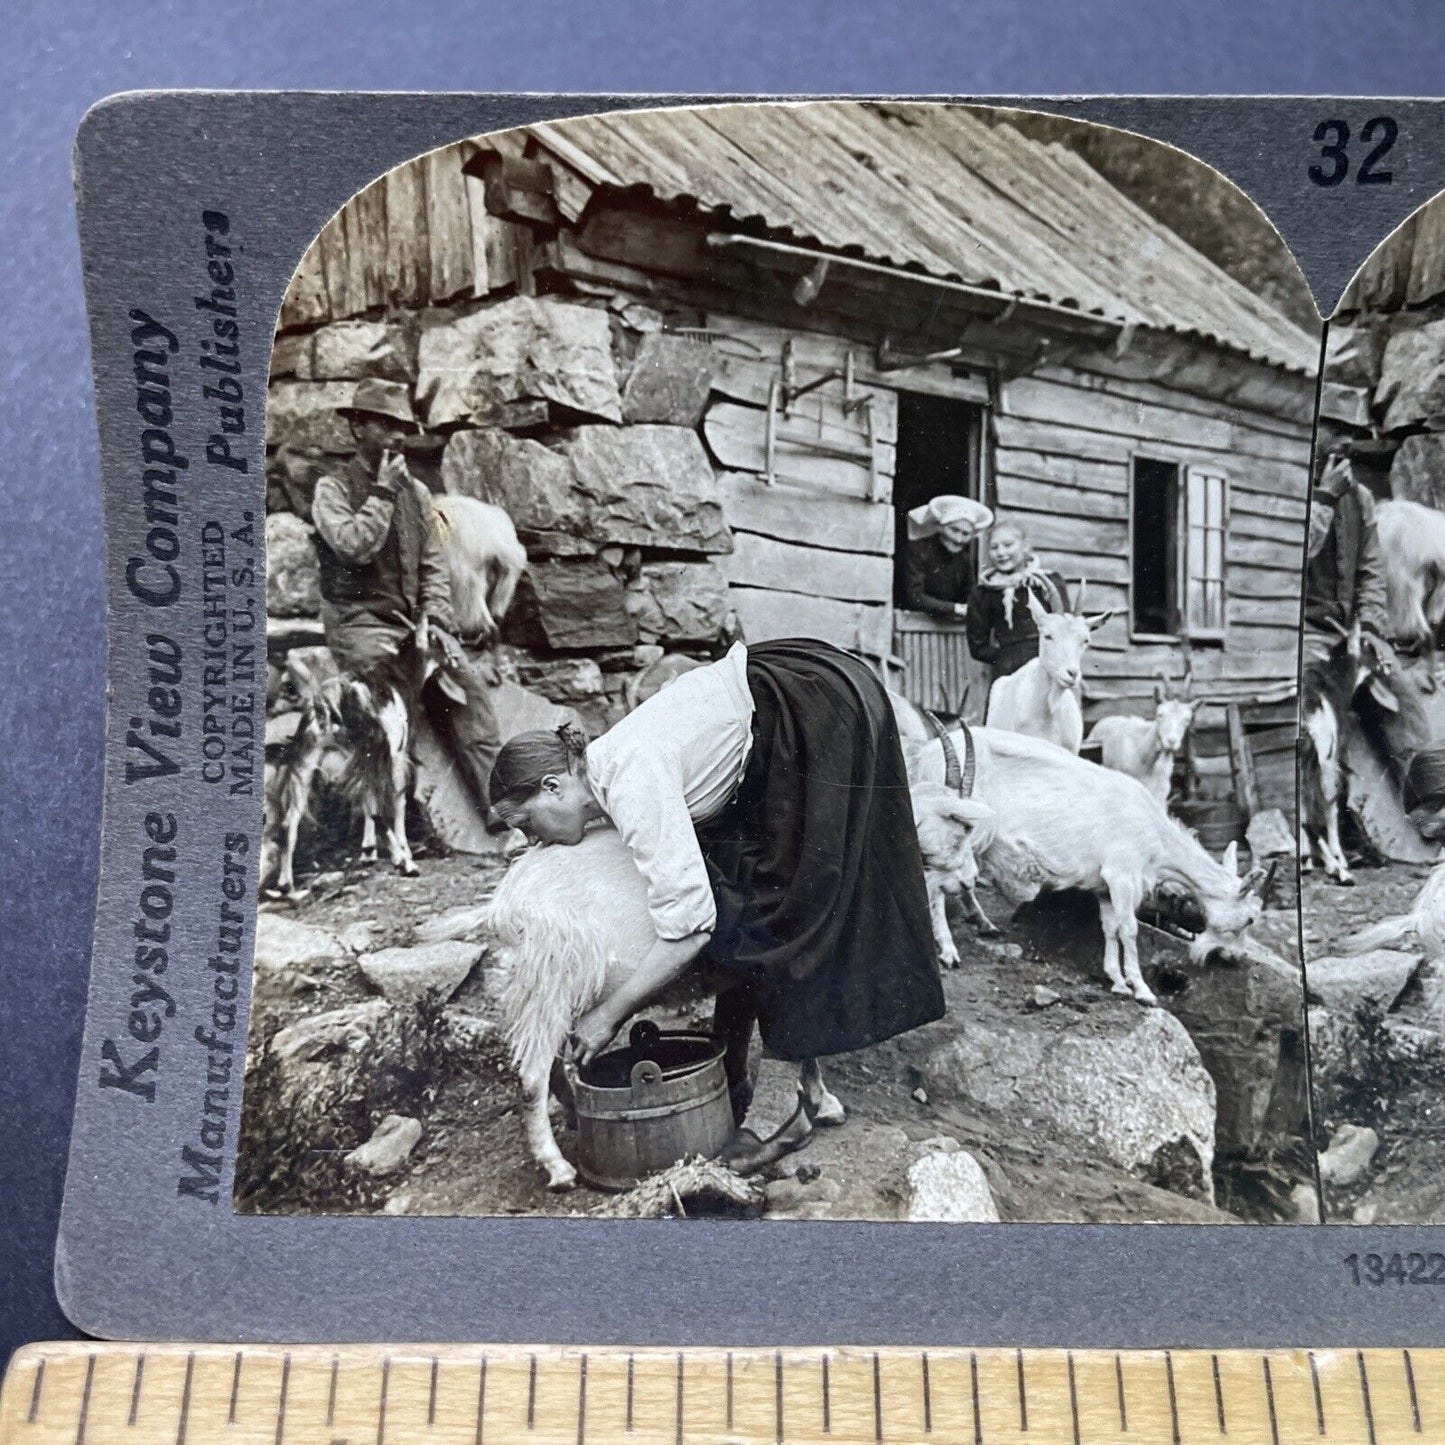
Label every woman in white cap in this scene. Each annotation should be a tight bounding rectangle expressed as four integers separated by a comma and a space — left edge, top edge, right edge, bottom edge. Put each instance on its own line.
902, 494, 994, 618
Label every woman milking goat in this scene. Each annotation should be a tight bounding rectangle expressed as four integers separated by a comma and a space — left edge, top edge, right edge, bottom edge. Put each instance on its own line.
488, 637, 945, 1173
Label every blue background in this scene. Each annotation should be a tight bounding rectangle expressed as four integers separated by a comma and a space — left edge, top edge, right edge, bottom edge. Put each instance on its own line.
4, 0, 1444, 1368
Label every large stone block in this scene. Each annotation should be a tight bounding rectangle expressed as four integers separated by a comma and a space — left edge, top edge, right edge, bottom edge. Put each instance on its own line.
359, 941, 483, 1005
1390, 432, 1445, 510
620, 332, 716, 426
626, 561, 731, 644
266, 381, 358, 452
917, 1005, 1217, 1202
1325, 323, 1387, 391
266, 446, 327, 517
1308, 950, 1421, 1014
441, 427, 585, 542
505, 560, 638, 651
265, 511, 321, 618
552, 426, 733, 554
416, 297, 622, 426
302, 320, 415, 382
1378, 318, 1445, 432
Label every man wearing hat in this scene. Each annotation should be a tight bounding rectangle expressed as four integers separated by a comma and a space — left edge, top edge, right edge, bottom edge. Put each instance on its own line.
310, 378, 503, 831
902, 493, 994, 618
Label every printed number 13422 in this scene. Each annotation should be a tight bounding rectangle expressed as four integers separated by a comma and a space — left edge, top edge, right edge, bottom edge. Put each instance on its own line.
1346, 1252, 1445, 1285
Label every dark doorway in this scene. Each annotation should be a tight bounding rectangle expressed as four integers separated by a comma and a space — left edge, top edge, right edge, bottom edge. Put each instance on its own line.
892, 392, 985, 606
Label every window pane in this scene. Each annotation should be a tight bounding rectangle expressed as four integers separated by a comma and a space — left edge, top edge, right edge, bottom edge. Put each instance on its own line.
1206, 527, 1223, 582
1188, 478, 1205, 526
1188, 525, 1205, 579
1206, 475, 1224, 527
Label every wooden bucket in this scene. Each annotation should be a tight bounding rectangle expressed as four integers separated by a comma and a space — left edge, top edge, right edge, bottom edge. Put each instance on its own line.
573, 1020, 733, 1191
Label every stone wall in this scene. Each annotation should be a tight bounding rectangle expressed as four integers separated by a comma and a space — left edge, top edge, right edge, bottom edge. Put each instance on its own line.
265, 295, 738, 734
1321, 310, 1445, 509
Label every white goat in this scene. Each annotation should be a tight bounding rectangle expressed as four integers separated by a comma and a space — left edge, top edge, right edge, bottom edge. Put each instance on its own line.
985, 584, 1112, 754
1375, 498, 1445, 648
488, 828, 845, 1191
1087, 674, 1197, 808
905, 714, 1268, 1004
911, 782, 1000, 962
430, 493, 527, 644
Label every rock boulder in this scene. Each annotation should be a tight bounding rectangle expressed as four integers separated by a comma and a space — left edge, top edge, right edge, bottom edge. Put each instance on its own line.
1390, 433, 1445, 510
620, 332, 716, 425
417, 297, 622, 426
266, 381, 357, 453
359, 941, 483, 1005
905, 1148, 1000, 1222
254, 914, 341, 978
505, 560, 638, 651
265, 512, 321, 618
301, 320, 414, 383
552, 426, 732, 554
1317, 1123, 1380, 1186
626, 562, 732, 644
1307, 950, 1421, 1013
1378, 319, 1445, 432
345, 1115, 422, 1176
916, 1004, 1217, 1202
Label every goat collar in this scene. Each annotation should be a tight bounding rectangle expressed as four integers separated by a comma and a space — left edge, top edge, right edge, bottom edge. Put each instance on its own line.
923, 709, 976, 797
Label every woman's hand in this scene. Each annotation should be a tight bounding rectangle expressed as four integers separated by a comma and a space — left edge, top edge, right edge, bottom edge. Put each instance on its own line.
570, 1004, 622, 1067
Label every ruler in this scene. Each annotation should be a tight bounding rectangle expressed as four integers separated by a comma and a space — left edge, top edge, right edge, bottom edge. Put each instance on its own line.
1, 1343, 1439, 1444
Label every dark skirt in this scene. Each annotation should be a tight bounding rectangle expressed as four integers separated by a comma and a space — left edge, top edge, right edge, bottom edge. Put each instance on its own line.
693, 638, 944, 1060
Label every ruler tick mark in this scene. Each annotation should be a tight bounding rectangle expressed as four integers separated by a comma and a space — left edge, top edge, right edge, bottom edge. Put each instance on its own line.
821, 1354, 830, 1434
1211, 1353, 1226, 1434
275, 1354, 291, 1445
922, 1351, 932, 1435
175, 1353, 194, 1445
970, 1351, 982, 1445
576, 1353, 587, 1445
473, 1355, 487, 1445
428, 1358, 439, 1427
27, 1358, 44, 1425
675, 1352, 684, 1445
1066, 1352, 1080, 1445
129, 1354, 144, 1428
1116, 1353, 1128, 1433
229, 1352, 243, 1425
626, 1353, 634, 1432
376, 1356, 390, 1445
1358, 1351, 1377, 1445
775, 1352, 784, 1445
327, 1356, 339, 1428
1404, 1348, 1422, 1432
873, 1351, 883, 1443
1166, 1352, 1181, 1445
1308, 1351, 1325, 1435
1262, 1357, 1280, 1445
1016, 1350, 1028, 1433
528, 1355, 537, 1431
75, 1355, 96, 1445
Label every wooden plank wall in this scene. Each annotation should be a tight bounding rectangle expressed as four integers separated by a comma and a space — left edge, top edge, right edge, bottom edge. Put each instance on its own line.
699, 316, 901, 659
277, 142, 531, 330
994, 361, 1310, 712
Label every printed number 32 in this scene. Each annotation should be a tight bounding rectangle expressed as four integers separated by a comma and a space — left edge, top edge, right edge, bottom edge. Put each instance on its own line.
1310, 117, 1398, 187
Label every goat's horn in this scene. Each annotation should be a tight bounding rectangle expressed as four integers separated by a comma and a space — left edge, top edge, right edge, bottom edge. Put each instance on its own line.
1073, 578, 1088, 615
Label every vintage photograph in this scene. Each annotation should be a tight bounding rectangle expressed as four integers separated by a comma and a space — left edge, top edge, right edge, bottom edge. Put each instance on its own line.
236, 100, 1320, 1224
1302, 194, 1445, 1225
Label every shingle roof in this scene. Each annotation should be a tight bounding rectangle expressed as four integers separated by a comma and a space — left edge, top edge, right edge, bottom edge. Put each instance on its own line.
526, 101, 1319, 374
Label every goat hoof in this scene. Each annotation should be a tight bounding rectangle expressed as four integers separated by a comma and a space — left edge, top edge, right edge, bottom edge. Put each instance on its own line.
813, 1092, 847, 1127
1109, 981, 1132, 996
358, 853, 378, 868
1332, 872, 1355, 888
975, 923, 1002, 938
397, 860, 421, 878
1132, 989, 1159, 1007
545, 1165, 578, 1192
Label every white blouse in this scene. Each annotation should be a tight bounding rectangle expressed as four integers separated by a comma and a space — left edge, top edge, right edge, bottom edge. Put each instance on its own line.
585, 642, 755, 941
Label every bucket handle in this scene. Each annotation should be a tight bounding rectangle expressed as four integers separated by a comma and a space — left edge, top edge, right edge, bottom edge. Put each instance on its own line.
630, 1059, 664, 1090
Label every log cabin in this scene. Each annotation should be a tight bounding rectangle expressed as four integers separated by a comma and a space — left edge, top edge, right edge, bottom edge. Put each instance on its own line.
267, 101, 1322, 819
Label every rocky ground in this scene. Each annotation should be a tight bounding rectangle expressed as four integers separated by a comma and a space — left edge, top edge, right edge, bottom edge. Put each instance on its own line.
1303, 863, 1445, 1224
237, 833, 1312, 1226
